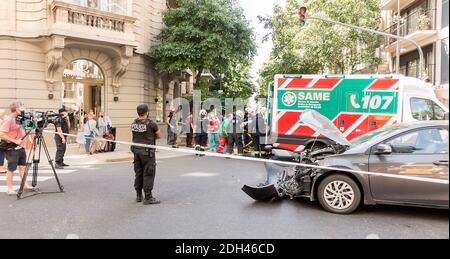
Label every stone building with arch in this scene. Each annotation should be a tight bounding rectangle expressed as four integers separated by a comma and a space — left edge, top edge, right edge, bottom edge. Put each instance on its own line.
0, 0, 191, 141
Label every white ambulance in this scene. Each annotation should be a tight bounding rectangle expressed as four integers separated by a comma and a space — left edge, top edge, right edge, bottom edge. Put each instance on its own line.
268, 74, 449, 152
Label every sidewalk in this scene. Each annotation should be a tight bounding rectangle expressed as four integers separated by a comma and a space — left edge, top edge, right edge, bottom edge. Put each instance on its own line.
45, 139, 192, 166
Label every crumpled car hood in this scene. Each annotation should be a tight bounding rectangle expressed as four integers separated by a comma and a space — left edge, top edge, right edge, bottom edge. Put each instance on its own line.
299, 110, 352, 146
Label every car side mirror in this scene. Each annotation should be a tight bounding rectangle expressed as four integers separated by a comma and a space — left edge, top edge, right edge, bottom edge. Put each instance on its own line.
375, 144, 392, 155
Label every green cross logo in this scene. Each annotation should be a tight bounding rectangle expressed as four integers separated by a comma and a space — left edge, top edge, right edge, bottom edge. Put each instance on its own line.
282, 92, 297, 107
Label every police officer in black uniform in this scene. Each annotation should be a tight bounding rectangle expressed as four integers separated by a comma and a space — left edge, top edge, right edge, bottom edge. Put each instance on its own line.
194, 110, 208, 151
54, 108, 71, 169
226, 111, 244, 155
251, 109, 268, 158
131, 104, 161, 205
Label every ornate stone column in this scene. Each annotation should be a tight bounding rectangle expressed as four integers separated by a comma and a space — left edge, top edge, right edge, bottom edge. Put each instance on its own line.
45, 35, 66, 93
111, 45, 134, 95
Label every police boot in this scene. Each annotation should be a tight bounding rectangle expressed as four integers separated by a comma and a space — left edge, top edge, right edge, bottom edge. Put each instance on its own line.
143, 193, 161, 205
136, 191, 143, 203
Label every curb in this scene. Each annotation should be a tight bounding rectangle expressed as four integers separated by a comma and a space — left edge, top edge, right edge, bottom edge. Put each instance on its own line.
105, 156, 134, 163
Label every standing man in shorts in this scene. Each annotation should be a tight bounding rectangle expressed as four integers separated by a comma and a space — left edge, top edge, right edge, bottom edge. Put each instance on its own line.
0, 109, 6, 174
0, 102, 34, 195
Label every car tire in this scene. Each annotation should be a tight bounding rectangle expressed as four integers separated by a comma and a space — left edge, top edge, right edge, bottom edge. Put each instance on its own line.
317, 174, 361, 214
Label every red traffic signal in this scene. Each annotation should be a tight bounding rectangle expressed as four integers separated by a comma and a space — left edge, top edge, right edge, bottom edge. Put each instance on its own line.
299, 7, 307, 15
299, 7, 307, 27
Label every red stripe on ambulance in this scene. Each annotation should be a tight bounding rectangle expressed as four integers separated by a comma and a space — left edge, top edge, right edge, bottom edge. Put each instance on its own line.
280, 78, 314, 89
290, 125, 317, 137
332, 113, 364, 133
278, 78, 288, 88
276, 111, 302, 134
312, 79, 341, 89
367, 79, 399, 91
346, 115, 395, 140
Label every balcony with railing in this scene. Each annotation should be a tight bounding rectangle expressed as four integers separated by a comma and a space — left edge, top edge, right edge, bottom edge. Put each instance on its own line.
50, 0, 136, 45
383, 8, 438, 52
381, 0, 416, 10
64, 0, 129, 15
399, 63, 436, 84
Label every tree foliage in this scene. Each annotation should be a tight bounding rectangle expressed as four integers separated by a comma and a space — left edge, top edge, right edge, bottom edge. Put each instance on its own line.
196, 62, 255, 100
149, 0, 256, 96
259, 0, 382, 90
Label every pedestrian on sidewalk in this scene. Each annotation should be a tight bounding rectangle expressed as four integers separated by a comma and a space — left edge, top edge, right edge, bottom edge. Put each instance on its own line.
194, 109, 208, 151
0, 109, 6, 175
83, 112, 98, 155
227, 110, 244, 155
216, 114, 232, 153
98, 111, 114, 152
166, 108, 179, 148
131, 104, 161, 205
0, 102, 35, 195
186, 112, 194, 148
207, 112, 220, 152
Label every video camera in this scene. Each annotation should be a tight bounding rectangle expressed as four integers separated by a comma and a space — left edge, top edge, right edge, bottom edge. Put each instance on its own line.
16, 111, 59, 131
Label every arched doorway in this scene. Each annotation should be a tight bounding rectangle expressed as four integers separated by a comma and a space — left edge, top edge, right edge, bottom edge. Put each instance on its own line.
62, 59, 105, 131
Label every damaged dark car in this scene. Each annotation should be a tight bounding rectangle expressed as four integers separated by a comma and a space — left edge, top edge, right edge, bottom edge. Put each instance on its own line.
243, 110, 449, 214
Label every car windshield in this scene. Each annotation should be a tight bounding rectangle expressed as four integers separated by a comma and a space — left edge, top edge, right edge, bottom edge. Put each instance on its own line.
350, 125, 402, 146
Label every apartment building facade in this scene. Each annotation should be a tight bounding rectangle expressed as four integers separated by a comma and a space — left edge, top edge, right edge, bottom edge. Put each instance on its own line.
0, 0, 193, 140
380, 0, 449, 107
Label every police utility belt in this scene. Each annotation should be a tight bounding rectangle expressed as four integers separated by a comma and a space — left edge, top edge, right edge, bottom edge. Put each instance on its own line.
131, 146, 155, 158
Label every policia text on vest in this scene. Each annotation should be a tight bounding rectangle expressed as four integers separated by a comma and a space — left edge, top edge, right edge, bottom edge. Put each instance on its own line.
131, 104, 162, 205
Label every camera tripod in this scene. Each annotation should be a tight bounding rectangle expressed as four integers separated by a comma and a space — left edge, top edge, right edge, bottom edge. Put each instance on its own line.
17, 128, 64, 199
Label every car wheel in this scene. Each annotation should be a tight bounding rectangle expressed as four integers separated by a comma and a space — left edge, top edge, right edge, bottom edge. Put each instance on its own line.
317, 174, 361, 214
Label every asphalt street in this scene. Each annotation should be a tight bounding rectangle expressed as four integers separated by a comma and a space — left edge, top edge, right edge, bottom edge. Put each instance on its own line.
0, 153, 448, 239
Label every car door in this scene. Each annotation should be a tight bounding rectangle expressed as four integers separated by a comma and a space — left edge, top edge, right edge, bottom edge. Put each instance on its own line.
368, 127, 449, 207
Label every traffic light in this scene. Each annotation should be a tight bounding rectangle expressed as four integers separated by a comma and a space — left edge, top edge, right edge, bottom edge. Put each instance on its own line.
299, 7, 307, 27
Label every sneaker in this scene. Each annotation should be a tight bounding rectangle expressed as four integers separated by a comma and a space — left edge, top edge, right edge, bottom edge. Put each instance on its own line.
61, 163, 70, 167
55, 164, 64, 170
143, 197, 161, 205
7, 190, 17, 196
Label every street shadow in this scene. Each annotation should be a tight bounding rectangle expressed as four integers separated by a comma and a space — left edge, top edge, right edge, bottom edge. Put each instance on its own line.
355, 204, 449, 220
242, 197, 285, 210
289, 197, 449, 219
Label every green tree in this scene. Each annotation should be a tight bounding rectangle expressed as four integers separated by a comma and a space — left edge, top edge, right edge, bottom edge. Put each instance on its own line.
149, 0, 256, 94
259, 0, 382, 89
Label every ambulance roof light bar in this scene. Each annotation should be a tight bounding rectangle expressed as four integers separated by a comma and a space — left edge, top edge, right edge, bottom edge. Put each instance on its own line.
370, 75, 394, 79
283, 75, 304, 78
325, 75, 346, 79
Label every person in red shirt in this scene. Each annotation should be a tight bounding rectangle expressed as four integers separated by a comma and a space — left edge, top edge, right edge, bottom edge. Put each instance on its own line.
0, 102, 34, 195
207, 112, 220, 152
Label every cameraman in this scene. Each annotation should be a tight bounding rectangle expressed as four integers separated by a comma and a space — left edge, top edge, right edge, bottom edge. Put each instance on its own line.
0, 102, 34, 195
54, 108, 71, 169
